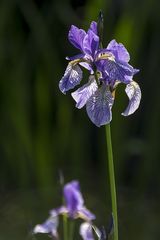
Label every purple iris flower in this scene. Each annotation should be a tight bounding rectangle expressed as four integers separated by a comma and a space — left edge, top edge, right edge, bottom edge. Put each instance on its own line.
33, 181, 95, 238
59, 21, 141, 127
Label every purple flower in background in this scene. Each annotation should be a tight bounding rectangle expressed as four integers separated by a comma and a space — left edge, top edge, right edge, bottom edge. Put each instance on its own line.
53, 180, 95, 221
33, 180, 95, 238
59, 21, 141, 127
80, 222, 102, 240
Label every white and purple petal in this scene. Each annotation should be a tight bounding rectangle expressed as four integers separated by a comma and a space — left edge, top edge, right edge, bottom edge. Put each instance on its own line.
80, 223, 101, 240
86, 84, 114, 127
33, 215, 59, 238
78, 207, 96, 221
80, 223, 95, 240
107, 39, 130, 63
59, 63, 82, 94
79, 62, 94, 74
71, 75, 98, 109
68, 25, 86, 51
83, 30, 99, 57
122, 80, 141, 116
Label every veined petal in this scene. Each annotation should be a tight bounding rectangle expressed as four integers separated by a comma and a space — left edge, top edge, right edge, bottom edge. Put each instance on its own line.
63, 181, 84, 217
83, 30, 99, 57
122, 81, 141, 116
86, 84, 114, 127
107, 39, 130, 63
80, 223, 95, 240
59, 63, 82, 94
71, 75, 98, 109
89, 21, 98, 34
98, 59, 137, 84
68, 25, 86, 51
33, 215, 58, 238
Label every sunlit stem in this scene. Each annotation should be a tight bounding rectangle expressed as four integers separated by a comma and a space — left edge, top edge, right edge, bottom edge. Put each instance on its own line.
105, 124, 118, 240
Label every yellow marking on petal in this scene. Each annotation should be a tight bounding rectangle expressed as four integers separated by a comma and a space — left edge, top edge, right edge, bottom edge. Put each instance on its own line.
96, 52, 115, 61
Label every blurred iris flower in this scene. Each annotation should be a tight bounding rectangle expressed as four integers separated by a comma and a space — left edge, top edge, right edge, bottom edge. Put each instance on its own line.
59, 21, 141, 127
33, 180, 95, 238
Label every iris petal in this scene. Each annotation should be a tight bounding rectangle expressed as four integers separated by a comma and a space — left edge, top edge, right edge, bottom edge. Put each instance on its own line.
63, 181, 84, 217
33, 215, 58, 238
89, 21, 98, 34
107, 39, 130, 63
59, 63, 82, 94
80, 223, 95, 240
71, 75, 98, 109
80, 223, 101, 240
83, 30, 99, 57
78, 207, 96, 221
122, 81, 141, 116
86, 84, 114, 127
68, 25, 86, 51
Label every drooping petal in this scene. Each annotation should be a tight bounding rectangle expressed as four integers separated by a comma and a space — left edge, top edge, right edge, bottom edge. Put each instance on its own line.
68, 25, 86, 51
86, 84, 114, 127
59, 63, 82, 94
97, 59, 137, 84
71, 75, 98, 109
107, 39, 130, 63
33, 215, 58, 238
80, 223, 101, 240
83, 30, 99, 57
89, 21, 98, 34
50, 207, 68, 216
63, 181, 84, 217
79, 62, 94, 74
78, 207, 96, 221
79, 223, 95, 240
122, 81, 141, 116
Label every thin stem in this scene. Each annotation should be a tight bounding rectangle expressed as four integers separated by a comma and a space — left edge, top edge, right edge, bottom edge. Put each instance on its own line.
68, 220, 75, 240
105, 124, 118, 240
63, 214, 68, 240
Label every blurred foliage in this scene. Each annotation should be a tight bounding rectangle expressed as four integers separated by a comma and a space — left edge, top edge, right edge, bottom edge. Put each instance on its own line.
0, 0, 160, 239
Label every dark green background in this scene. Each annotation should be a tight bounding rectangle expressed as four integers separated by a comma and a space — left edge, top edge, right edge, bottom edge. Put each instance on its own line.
0, 0, 160, 239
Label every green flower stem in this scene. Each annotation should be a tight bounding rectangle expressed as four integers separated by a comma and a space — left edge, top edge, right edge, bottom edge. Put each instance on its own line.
105, 124, 118, 240
68, 220, 75, 240
63, 214, 68, 240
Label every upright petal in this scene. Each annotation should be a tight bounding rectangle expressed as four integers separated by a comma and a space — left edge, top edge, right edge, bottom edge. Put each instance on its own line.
63, 181, 84, 217
68, 25, 86, 51
86, 84, 114, 127
80, 223, 95, 240
89, 21, 98, 34
83, 30, 99, 57
107, 39, 130, 63
122, 81, 141, 116
71, 75, 98, 109
33, 215, 58, 238
59, 63, 82, 94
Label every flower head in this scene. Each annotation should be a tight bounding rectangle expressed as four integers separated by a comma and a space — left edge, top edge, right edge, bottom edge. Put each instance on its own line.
59, 21, 141, 127
33, 180, 95, 238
